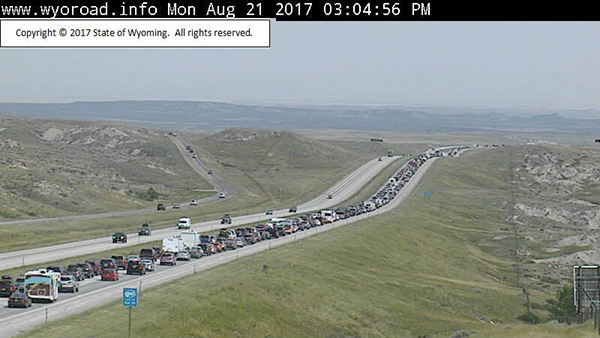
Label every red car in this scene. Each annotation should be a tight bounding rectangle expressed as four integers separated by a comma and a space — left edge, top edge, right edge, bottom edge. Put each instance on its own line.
100, 269, 119, 281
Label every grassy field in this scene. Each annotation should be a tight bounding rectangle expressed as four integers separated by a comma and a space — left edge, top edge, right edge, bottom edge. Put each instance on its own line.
186, 128, 427, 209
0, 116, 212, 219
19, 146, 593, 338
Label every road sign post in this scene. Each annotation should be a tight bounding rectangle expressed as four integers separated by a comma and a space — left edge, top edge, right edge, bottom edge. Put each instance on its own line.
123, 288, 138, 338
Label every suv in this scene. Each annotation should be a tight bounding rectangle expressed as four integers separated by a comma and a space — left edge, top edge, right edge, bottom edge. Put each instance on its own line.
112, 232, 128, 243
289, 206, 298, 213
157, 203, 166, 211
138, 224, 151, 236
140, 248, 158, 261
58, 275, 80, 293
100, 258, 117, 270
0, 275, 16, 297
126, 260, 146, 275
111, 255, 127, 270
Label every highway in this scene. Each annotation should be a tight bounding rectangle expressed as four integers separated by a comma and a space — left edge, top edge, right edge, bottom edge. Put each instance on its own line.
0, 135, 222, 228
0, 146, 462, 338
0, 155, 401, 271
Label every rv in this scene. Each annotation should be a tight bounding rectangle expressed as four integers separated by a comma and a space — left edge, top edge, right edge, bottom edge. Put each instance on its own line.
320, 210, 336, 223
181, 230, 200, 249
162, 236, 185, 253
24, 269, 60, 302
177, 217, 191, 230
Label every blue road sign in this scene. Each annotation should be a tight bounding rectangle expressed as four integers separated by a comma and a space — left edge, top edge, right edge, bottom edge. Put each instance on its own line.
122, 288, 138, 307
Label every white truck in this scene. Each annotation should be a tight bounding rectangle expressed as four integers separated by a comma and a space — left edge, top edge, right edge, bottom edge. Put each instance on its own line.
181, 230, 199, 249
24, 269, 60, 302
177, 217, 191, 230
162, 236, 185, 253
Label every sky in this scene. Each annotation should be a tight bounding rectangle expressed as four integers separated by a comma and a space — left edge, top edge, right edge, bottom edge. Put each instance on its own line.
0, 21, 599, 114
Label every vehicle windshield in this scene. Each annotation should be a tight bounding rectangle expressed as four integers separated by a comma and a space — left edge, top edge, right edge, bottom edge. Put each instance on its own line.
102, 270, 115, 274
60, 277, 72, 281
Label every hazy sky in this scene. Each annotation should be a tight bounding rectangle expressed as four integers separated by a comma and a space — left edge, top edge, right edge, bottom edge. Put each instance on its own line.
1, 22, 599, 112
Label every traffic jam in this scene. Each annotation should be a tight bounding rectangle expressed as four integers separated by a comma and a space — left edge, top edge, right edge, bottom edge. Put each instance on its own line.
0, 145, 496, 310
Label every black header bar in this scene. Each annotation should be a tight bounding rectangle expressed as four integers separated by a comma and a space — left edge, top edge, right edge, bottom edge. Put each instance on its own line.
1, 1, 599, 21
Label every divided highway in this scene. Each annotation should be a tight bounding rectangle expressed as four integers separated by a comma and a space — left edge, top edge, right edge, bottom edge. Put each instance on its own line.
0, 155, 401, 271
0, 147, 462, 338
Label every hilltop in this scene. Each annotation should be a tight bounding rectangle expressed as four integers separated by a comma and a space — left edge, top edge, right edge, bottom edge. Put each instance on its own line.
0, 116, 211, 219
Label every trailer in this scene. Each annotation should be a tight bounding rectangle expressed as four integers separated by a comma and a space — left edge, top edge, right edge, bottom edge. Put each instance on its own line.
24, 269, 60, 303
162, 236, 185, 253
181, 230, 200, 249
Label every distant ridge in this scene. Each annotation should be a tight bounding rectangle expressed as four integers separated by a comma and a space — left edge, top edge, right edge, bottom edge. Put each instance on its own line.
0, 101, 599, 133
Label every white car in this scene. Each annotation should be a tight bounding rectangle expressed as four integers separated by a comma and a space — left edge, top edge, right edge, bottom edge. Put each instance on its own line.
140, 259, 155, 272
190, 200, 198, 206
218, 192, 226, 199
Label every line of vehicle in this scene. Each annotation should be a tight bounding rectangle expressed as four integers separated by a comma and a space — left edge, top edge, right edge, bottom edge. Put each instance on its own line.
0, 156, 400, 270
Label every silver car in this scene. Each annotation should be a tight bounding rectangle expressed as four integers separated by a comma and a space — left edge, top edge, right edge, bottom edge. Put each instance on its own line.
176, 251, 191, 261
58, 275, 80, 293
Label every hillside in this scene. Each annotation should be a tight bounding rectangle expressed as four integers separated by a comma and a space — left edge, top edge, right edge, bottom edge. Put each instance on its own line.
187, 128, 422, 208
0, 116, 211, 219
21, 146, 582, 338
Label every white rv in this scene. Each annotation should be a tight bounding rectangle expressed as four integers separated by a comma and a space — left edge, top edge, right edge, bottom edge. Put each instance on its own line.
320, 210, 335, 223
24, 269, 60, 302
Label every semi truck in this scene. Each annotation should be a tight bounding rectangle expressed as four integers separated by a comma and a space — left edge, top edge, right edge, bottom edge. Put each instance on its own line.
24, 269, 60, 303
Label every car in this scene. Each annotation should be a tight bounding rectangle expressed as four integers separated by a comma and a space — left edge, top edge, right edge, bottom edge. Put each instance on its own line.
111, 255, 127, 270
0, 275, 16, 297
7, 292, 31, 308
243, 234, 258, 245
207, 169, 213, 175
85, 261, 102, 276
157, 203, 166, 211
176, 251, 191, 261
100, 269, 119, 281
66, 265, 85, 281
289, 206, 298, 213
172, 204, 180, 209
160, 253, 177, 266
235, 237, 246, 248
126, 260, 146, 275
265, 210, 273, 215
192, 154, 198, 159
218, 192, 226, 198
190, 200, 198, 206
76, 263, 94, 278
138, 223, 151, 236
112, 232, 127, 243
140, 259, 155, 272
223, 238, 237, 250
221, 214, 232, 225
327, 194, 333, 199
58, 275, 79, 293
126, 255, 140, 262
188, 247, 204, 259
